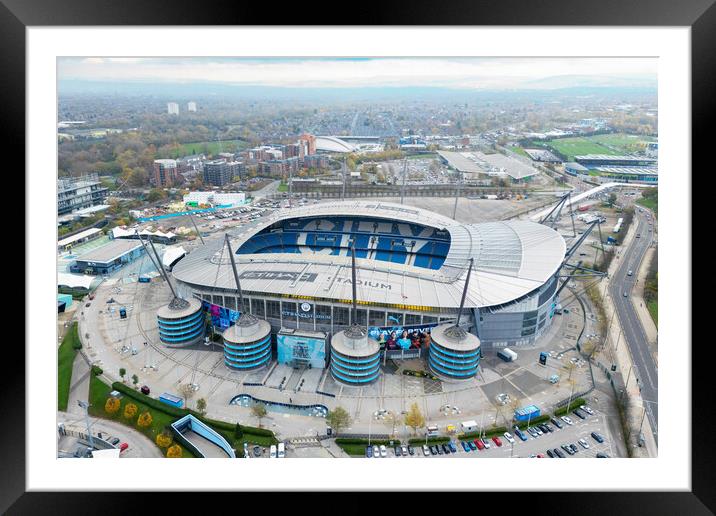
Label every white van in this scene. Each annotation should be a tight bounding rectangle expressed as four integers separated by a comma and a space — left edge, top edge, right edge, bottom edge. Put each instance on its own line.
277, 442, 285, 458
270, 445, 277, 458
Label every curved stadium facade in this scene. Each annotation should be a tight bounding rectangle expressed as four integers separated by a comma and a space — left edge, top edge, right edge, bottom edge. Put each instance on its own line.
171, 201, 566, 350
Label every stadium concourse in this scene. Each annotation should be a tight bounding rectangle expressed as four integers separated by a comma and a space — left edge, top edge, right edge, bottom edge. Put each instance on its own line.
171, 200, 566, 351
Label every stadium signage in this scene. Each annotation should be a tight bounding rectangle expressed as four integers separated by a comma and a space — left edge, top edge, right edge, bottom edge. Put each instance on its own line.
334, 277, 392, 290
240, 271, 318, 282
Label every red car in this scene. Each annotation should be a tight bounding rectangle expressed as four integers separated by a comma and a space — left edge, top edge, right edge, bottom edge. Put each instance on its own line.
474, 439, 485, 450
492, 436, 503, 447
119, 442, 129, 452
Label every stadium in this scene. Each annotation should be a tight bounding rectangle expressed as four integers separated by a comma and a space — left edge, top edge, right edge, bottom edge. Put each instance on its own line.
170, 201, 566, 352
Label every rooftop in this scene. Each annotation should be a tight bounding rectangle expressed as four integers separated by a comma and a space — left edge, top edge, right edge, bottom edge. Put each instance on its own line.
75, 239, 143, 264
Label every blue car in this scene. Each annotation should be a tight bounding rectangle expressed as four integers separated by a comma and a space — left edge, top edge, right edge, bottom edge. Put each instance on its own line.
468, 440, 477, 451
366, 446, 373, 458
514, 429, 529, 442
461, 441, 470, 452
448, 442, 457, 453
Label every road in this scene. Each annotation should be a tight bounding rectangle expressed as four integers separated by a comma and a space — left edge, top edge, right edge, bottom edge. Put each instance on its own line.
609, 209, 658, 445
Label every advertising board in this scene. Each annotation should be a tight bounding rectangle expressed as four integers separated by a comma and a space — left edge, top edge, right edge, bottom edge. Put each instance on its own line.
276, 331, 327, 369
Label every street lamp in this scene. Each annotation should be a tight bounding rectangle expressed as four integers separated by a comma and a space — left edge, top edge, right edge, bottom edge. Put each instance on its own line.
77, 400, 95, 450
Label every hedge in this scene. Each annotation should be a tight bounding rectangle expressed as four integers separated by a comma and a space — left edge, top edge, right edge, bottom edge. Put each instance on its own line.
459, 427, 508, 441
335, 438, 392, 446
554, 398, 587, 417
408, 436, 450, 445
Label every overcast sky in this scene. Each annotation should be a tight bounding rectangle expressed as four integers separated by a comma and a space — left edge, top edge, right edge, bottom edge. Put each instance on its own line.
58, 57, 656, 90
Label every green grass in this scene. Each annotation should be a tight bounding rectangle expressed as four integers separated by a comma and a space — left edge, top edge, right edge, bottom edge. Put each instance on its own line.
159, 139, 250, 159
87, 374, 194, 456
647, 299, 658, 326
545, 138, 621, 161
277, 181, 288, 192
636, 197, 658, 213
511, 147, 530, 158
58, 322, 80, 411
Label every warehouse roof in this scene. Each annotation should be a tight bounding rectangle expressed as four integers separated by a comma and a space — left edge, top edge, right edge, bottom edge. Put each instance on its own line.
75, 239, 143, 264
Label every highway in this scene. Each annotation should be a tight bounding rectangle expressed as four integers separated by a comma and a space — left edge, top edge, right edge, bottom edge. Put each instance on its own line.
608, 208, 658, 446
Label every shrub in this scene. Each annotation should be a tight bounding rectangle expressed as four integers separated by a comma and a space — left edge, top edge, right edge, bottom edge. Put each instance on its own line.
137, 411, 153, 428
156, 432, 173, 448
91, 365, 103, 376
234, 423, 243, 440
104, 397, 120, 415
123, 403, 138, 420
166, 444, 182, 458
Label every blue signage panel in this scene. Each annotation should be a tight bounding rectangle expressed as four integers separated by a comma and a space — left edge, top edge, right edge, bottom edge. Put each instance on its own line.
201, 300, 240, 330
277, 334, 327, 369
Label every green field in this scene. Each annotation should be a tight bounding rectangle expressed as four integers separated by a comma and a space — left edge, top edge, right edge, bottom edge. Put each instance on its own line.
543, 133, 656, 161
160, 139, 250, 158
58, 323, 81, 411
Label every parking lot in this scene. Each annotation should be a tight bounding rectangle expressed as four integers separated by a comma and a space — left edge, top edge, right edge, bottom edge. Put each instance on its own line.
362, 406, 615, 459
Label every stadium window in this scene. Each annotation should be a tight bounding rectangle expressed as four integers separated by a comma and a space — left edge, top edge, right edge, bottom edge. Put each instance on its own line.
202, 293, 212, 302
405, 313, 421, 326
282, 301, 298, 329
266, 300, 281, 320
212, 295, 223, 306
369, 310, 386, 327
316, 304, 332, 321
251, 298, 266, 317
333, 306, 349, 327
225, 296, 236, 310
353, 308, 367, 327
423, 316, 438, 325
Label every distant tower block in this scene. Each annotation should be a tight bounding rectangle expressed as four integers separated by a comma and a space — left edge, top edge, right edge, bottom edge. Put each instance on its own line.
428, 324, 481, 382
156, 297, 205, 347
329, 325, 381, 385
222, 315, 272, 370
167, 102, 179, 115
187, 101, 197, 112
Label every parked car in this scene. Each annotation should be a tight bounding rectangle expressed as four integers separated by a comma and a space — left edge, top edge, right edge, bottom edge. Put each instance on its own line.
526, 427, 538, 438
551, 418, 563, 429
407, 445, 414, 456
436, 444, 443, 455
596, 452, 610, 458
561, 416, 574, 426
140, 385, 150, 395
514, 428, 528, 441
441, 443, 451, 454
591, 432, 605, 444
503, 432, 515, 444
461, 441, 471, 452
539, 424, 552, 434
474, 439, 485, 451
422, 445, 430, 456
402, 445, 409, 456
533, 426, 543, 436
578, 439, 590, 449
366, 446, 373, 458
572, 409, 587, 420
569, 444, 579, 454
561, 444, 574, 456
553, 448, 565, 458
253, 445, 262, 457
580, 405, 595, 415
119, 442, 128, 453
448, 442, 457, 453
492, 436, 503, 447
468, 440, 477, 451
270, 445, 277, 458
109, 437, 120, 446
546, 449, 555, 458
481, 438, 491, 449
395, 446, 402, 456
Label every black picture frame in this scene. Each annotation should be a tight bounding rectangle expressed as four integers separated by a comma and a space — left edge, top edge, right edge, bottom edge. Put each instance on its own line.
3, 0, 706, 512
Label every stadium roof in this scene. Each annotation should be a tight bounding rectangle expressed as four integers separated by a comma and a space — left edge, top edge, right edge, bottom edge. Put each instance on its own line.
172, 201, 565, 310
315, 136, 356, 153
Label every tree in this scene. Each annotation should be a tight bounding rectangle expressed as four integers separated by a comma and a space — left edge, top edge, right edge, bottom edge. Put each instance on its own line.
119, 368, 126, 382
251, 404, 268, 428
123, 403, 138, 420
179, 383, 196, 402
104, 397, 120, 415
166, 444, 183, 458
156, 431, 173, 448
326, 406, 352, 436
234, 423, 244, 440
404, 403, 425, 435
137, 411, 153, 428
196, 398, 207, 415
132, 374, 139, 389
